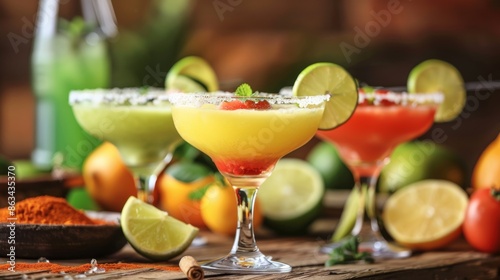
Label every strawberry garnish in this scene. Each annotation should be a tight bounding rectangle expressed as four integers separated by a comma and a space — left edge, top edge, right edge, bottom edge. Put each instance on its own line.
220, 100, 247, 110
374, 89, 395, 106
254, 100, 271, 109
220, 99, 272, 110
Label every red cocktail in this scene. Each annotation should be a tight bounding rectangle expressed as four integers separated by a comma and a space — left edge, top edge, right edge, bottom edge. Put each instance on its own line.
317, 90, 443, 258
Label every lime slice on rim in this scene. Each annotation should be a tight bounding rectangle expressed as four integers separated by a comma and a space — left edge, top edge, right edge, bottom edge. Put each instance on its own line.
407, 59, 465, 122
258, 158, 324, 234
292, 62, 358, 130
165, 56, 219, 92
121, 196, 199, 260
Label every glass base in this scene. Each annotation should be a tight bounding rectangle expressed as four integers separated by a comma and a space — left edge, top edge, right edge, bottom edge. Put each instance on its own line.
201, 253, 292, 274
190, 236, 207, 247
320, 237, 411, 259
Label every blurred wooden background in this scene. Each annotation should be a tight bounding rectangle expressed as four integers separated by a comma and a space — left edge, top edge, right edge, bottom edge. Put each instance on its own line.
1, 0, 499, 183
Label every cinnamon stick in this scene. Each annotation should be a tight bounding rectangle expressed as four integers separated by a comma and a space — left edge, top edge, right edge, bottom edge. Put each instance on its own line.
179, 256, 204, 280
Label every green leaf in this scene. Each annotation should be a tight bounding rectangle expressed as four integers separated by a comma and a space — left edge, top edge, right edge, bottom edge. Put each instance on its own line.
166, 162, 212, 183
188, 184, 211, 201
235, 83, 252, 97
324, 236, 374, 266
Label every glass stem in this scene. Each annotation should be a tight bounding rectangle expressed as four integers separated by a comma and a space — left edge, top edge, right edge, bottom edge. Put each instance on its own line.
136, 151, 175, 205
350, 173, 383, 241
230, 186, 259, 254
136, 175, 155, 204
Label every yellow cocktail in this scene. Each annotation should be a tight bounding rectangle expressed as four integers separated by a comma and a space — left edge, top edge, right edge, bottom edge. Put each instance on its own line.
173, 104, 323, 177
169, 92, 328, 274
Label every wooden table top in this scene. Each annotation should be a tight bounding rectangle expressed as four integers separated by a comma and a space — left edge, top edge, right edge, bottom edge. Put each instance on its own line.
5, 191, 500, 279
8, 223, 500, 280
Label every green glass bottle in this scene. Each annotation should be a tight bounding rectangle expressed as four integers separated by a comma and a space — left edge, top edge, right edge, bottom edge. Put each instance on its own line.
31, 0, 114, 171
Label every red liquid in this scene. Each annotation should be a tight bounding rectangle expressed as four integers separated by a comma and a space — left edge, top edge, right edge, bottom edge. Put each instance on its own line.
317, 105, 436, 177
213, 157, 277, 176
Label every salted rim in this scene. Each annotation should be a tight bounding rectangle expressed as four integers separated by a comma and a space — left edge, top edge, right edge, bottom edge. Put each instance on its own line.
69, 88, 169, 105
360, 91, 444, 106
164, 91, 330, 108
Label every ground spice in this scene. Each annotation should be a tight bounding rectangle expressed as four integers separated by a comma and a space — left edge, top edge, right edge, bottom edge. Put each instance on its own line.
0, 196, 108, 225
0, 262, 181, 273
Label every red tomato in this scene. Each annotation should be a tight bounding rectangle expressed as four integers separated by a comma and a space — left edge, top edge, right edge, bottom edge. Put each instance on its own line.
463, 188, 500, 253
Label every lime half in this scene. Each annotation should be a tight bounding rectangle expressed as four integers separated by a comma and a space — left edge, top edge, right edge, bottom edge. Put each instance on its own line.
259, 158, 324, 234
407, 59, 465, 122
293, 63, 358, 130
121, 196, 199, 260
165, 56, 219, 92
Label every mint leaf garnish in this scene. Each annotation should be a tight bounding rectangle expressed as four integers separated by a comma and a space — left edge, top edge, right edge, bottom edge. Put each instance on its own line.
324, 236, 374, 266
235, 83, 252, 97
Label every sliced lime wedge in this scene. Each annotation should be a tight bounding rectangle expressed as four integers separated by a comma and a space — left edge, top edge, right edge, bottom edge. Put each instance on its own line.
292, 62, 358, 130
331, 186, 364, 242
407, 59, 465, 122
258, 158, 324, 234
165, 56, 219, 92
121, 196, 199, 260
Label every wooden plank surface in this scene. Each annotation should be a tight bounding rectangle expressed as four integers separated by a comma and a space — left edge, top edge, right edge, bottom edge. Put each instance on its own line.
38, 227, 498, 280
8, 190, 500, 279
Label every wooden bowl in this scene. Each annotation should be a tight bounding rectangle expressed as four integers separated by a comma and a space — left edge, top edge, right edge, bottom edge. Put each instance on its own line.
0, 212, 127, 259
0, 174, 84, 208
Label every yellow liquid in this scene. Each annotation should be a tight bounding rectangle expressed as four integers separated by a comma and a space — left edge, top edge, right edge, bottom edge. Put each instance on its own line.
172, 105, 323, 175
73, 105, 181, 170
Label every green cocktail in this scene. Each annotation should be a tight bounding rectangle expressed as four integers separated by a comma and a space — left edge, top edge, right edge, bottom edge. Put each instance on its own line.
70, 88, 181, 203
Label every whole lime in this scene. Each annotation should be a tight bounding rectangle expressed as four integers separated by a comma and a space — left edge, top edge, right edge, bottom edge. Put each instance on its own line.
306, 141, 354, 190
13, 160, 51, 179
378, 141, 466, 193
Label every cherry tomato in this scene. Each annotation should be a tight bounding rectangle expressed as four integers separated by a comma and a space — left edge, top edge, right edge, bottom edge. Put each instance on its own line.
463, 188, 500, 253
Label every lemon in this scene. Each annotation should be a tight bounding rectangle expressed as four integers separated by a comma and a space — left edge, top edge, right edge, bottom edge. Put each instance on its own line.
258, 158, 324, 235
165, 56, 219, 92
121, 196, 199, 260
292, 62, 358, 130
382, 180, 468, 250
407, 59, 465, 122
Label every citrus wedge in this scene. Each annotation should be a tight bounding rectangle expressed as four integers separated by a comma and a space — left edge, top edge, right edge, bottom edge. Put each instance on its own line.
407, 59, 465, 122
121, 196, 199, 260
258, 158, 324, 234
331, 186, 365, 242
292, 62, 358, 130
382, 180, 468, 250
165, 56, 219, 92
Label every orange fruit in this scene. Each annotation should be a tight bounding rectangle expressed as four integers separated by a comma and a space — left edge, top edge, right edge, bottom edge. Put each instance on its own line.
158, 162, 214, 229
200, 174, 263, 236
472, 133, 500, 190
83, 142, 137, 212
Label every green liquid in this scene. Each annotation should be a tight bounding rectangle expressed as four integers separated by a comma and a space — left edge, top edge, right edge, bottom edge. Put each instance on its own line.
72, 105, 181, 176
31, 33, 110, 170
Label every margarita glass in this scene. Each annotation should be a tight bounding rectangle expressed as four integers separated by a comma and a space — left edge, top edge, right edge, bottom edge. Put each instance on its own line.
169, 92, 329, 274
317, 90, 443, 258
69, 88, 182, 203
